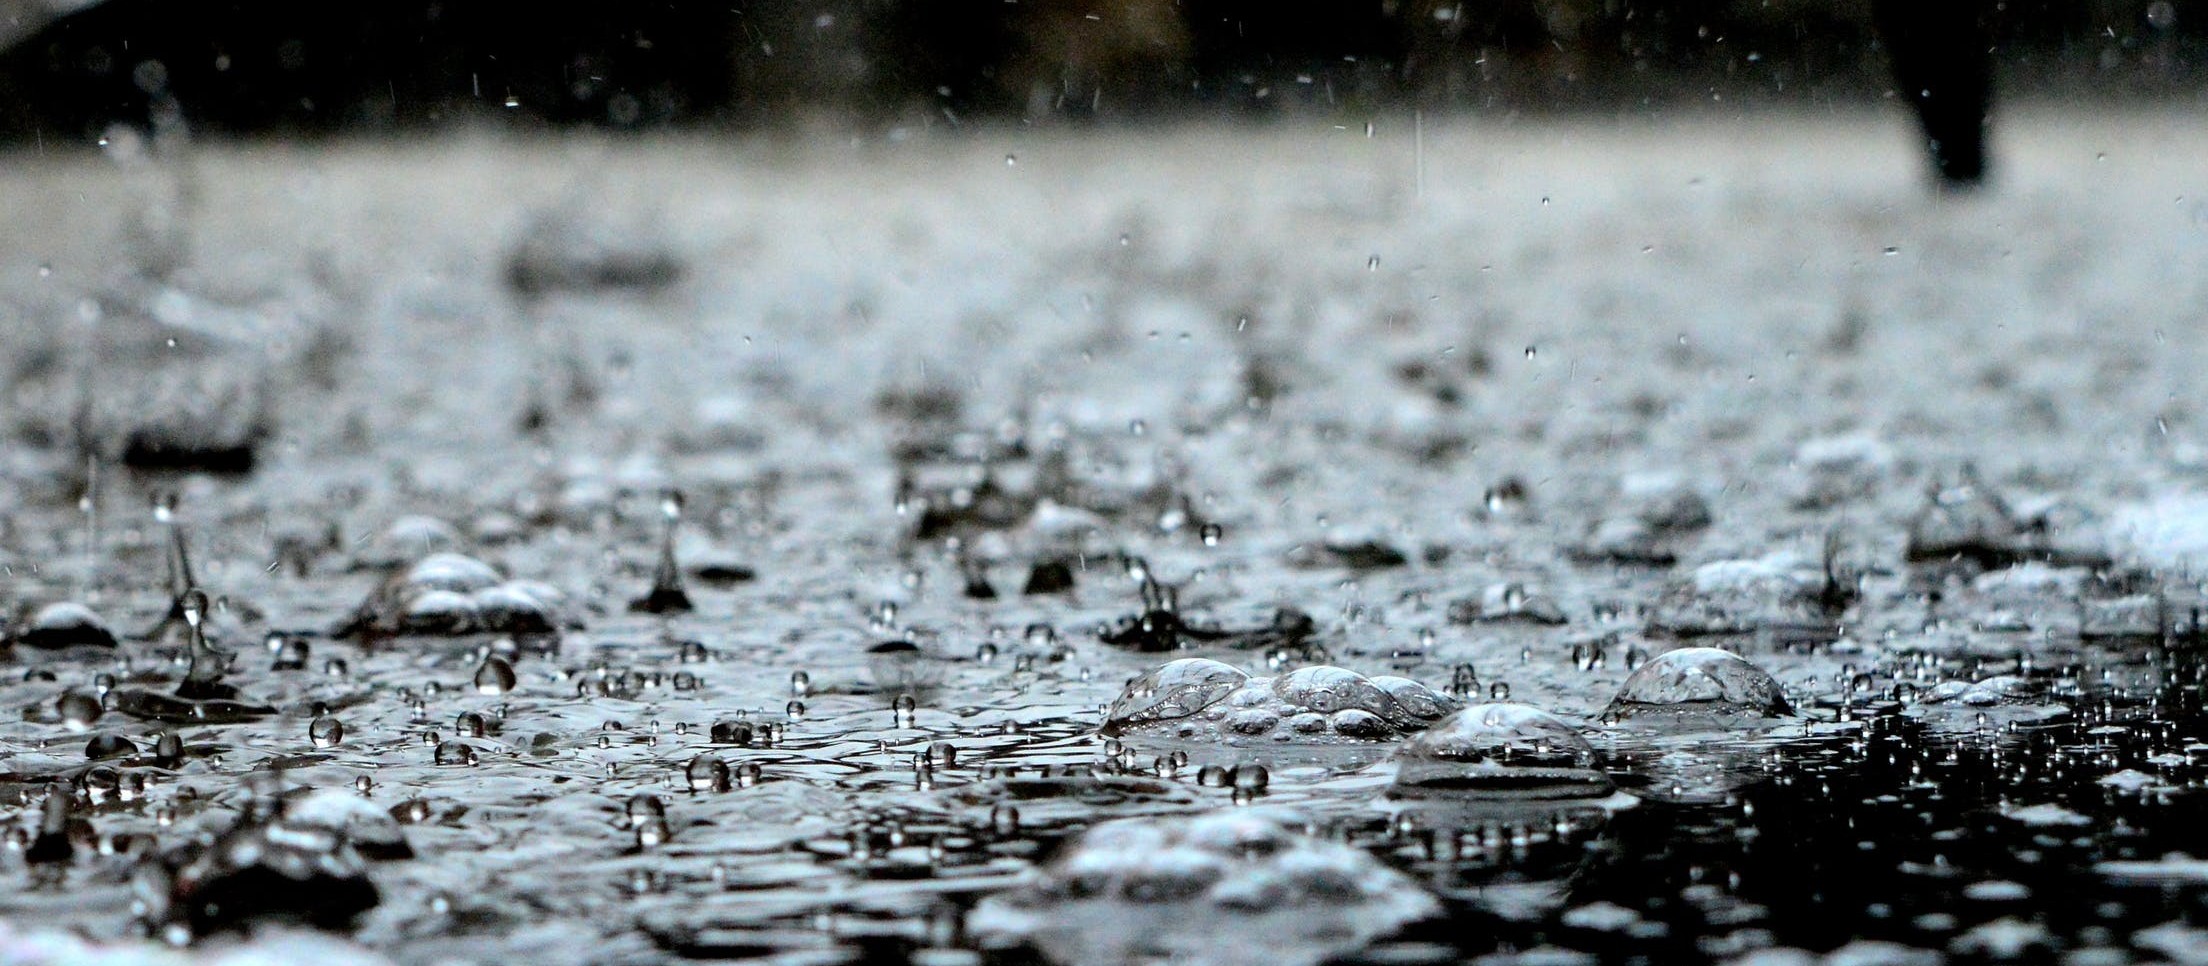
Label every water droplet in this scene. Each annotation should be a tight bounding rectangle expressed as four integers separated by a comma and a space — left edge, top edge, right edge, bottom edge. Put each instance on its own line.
473, 656, 517, 695
1391, 703, 1613, 799
57, 691, 102, 731
310, 715, 345, 748
1604, 646, 1791, 722
687, 753, 732, 792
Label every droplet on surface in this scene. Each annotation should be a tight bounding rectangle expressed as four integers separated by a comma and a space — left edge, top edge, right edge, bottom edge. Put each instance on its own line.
473, 655, 517, 695
310, 715, 345, 748
629, 488, 696, 614
13, 602, 120, 649
1390, 703, 1614, 800
1603, 647, 1791, 722
968, 809, 1437, 966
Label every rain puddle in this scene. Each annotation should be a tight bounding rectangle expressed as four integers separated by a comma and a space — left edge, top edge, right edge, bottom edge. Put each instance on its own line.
5, 116, 2208, 965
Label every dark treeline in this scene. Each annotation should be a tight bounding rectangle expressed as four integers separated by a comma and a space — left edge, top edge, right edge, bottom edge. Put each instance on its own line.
0, 0, 2199, 144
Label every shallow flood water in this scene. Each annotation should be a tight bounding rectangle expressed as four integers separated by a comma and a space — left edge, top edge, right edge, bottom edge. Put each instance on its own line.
5, 112, 2208, 963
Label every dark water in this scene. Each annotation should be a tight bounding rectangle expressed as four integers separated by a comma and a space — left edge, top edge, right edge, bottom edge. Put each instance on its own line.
4, 119, 2208, 964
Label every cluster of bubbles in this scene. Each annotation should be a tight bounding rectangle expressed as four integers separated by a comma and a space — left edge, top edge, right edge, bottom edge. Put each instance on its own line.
1101, 658, 1459, 743
969, 809, 1439, 966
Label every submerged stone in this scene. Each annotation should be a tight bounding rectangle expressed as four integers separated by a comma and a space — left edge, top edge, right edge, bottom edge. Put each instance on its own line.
1103, 659, 1457, 744
1603, 647, 1791, 723
969, 809, 1437, 966
1390, 703, 1615, 800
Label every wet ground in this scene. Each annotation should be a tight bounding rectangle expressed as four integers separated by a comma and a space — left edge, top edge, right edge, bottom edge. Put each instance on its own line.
5, 107, 2208, 964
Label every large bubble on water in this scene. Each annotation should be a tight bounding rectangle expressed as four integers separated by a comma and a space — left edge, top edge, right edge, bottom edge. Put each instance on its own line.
337, 553, 572, 638
1645, 545, 1853, 642
1101, 660, 1458, 744
1603, 647, 1791, 722
969, 809, 1437, 966
1390, 703, 1615, 801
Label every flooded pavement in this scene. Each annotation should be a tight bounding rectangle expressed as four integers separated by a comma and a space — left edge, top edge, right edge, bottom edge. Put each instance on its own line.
4, 109, 2208, 963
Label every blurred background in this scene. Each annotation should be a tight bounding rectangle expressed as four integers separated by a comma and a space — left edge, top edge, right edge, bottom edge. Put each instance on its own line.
0, 0, 2198, 143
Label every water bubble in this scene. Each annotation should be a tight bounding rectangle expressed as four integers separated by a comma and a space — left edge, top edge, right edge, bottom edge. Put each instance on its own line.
1201, 523, 1224, 546
86, 732, 138, 760
1604, 646, 1791, 722
928, 741, 959, 768
687, 753, 732, 792
989, 804, 1021, 836
57, 691, 103, 731
867, 639, 942, 693
310, 716, 345, 748
1391, 703, 1614, 800
735, 761, 763, 787
270, 635, 310, 671
711, 720, 755, 746
1106, 660, 1456, 744
473, 656, 518, 695
455, 711, 492, 738
13, 602, 120, 649
969, 810, 1437, 965
433, 741, 478, 766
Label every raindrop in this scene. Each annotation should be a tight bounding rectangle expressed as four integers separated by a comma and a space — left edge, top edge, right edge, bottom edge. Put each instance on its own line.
57, 691, 103, 731
433, 741, 478, 766
86, 732, 137, 760
270, 635, 310, 671
473, 656, 517, 695
687, 753, 732, 792
989, 804, 1021, 836
630, 489, 695, 614
1604, 646, 1791, 722
310, 715, 345, 748
710, 720, 755, 746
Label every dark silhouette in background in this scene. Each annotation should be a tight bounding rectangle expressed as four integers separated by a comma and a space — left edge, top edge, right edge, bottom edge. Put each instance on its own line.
0, 0, 2189, 184
1873, 0, 1994, 184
